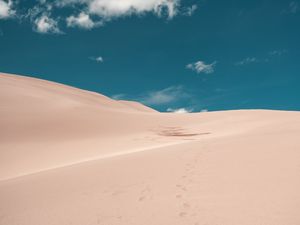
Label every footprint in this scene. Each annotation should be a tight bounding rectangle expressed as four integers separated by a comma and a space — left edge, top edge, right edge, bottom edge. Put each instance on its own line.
179, 212, 187, 217
138, 196, 145, 201
176, 194, 182, 198
183, 202, 190, 208
181, 186, 187, 191
96, 218, 100, 224
111, 190, 122, 196
176, 184, 187, 191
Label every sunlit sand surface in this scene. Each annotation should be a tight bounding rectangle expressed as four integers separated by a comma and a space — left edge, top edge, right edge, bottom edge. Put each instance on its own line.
1, 73, 300, 225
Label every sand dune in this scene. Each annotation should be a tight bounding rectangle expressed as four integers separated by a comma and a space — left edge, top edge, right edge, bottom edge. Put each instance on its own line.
0, 73, 300, 225
118, 100, 158, 113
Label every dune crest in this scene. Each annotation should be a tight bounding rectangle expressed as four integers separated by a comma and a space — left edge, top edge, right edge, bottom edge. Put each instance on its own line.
1, 73, 300, 225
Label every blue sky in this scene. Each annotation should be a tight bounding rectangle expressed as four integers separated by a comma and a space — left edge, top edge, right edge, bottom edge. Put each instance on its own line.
0, 0, 299, 112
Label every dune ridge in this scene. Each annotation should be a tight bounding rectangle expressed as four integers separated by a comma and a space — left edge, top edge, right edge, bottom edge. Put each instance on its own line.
1, 72, 300, 225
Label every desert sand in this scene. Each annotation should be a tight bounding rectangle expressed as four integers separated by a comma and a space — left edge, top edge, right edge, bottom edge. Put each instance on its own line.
0, 72, 300, 225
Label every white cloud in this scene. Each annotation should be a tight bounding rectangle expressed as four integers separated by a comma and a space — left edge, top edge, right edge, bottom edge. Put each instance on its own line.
185, 4, 197, 16
67, 12, 101, 29
34, 14, 62, 34
90, 56, 104, 63
1, 0, 197, 32
235, 57, 258, 66
87, 0, 179, 19
186, 60, 216, 74
0, 0, 14, 19
167, 107, 193, 113
24, 3, 61, 34
58, 0, 180, 20
141, 86, 188, 105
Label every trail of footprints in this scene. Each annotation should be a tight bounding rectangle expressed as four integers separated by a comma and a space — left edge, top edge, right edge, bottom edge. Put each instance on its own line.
133, 154, 202, 224
176, 157, 200, 225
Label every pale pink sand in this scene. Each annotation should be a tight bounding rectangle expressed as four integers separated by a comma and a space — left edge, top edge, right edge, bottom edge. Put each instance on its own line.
0, 73, 300, 225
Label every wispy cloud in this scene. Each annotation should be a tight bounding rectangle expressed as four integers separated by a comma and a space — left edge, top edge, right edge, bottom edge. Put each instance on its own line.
268, 49, 288, 56
111, 93, 126, 100
167, 107, 193, 113
236, 50, 288, 66
286, 1, 299, 14
186, 60, 216, 74
184, 4, 197, 16
90, 56, 104, 63
0, 0, 15, 19
111, 86, 191, 108
34, 14, 62, 34
24, 3, 50, 21
289, 1, 299, 13
235, 57, 258, 66
140, 86, 189, 105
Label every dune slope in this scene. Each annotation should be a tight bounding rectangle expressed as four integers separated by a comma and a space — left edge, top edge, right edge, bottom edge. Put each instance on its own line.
0, 73, 300, 225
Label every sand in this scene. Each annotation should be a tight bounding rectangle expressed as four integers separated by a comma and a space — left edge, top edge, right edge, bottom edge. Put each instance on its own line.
0, 72, 300, 225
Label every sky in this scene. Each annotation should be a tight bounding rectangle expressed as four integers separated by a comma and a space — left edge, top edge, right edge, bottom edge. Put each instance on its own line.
0, 0, 299, 112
